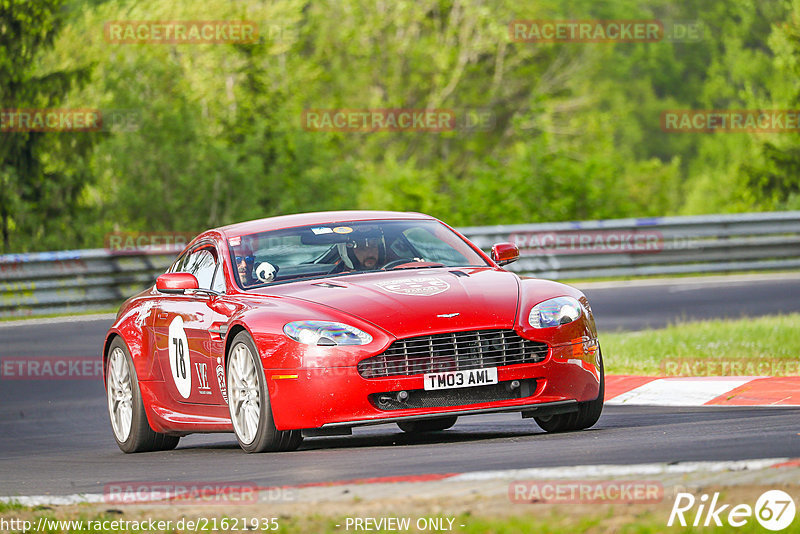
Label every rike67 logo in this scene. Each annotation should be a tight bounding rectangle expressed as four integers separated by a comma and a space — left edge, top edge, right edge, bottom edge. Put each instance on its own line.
668, 490, 796, 531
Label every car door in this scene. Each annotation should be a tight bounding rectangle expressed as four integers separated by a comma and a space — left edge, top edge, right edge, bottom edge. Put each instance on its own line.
153, 243, 231, 406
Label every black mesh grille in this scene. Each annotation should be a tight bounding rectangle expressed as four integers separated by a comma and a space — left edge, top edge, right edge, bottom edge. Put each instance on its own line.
369, 379, 537, 410
358, 330, 548, 379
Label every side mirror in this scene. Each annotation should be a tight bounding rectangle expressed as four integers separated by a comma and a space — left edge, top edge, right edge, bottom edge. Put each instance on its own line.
156, 273, 199, 294
491, 242, 520, 266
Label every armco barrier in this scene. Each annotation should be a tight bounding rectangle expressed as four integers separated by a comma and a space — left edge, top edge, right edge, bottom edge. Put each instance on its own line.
0, 248, 178, 318
461, 211, 800, 280
1, 211, 799, 317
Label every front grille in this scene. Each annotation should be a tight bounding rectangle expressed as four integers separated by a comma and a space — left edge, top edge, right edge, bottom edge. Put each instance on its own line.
357, 330, 548, 379
369, 379, 537, 410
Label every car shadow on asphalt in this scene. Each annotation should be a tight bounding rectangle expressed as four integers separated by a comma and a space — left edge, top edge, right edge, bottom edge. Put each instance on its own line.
174, 406, 800, 453
180, 425, 553, 453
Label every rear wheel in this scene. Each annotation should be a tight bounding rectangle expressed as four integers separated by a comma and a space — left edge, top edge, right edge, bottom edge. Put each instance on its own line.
106, 337, 180, 453
397, 416, 458, 433
535, 349, 604, 433
226, 332, 303, 453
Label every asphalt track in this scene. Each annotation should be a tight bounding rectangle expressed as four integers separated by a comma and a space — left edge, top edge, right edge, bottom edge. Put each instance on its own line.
1, 275, 799, 497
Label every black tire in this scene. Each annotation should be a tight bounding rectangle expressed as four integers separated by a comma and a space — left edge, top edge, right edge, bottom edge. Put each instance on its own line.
397, 416, 458, 433
226, 331, 303, 453
535, 348, 604, 433
106, 337, 180, 453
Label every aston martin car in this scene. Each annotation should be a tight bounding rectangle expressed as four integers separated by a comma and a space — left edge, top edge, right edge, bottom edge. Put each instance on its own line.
103, 211, 603, 453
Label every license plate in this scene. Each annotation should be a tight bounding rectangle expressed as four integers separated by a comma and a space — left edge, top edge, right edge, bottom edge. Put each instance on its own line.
423, 367, 498, 391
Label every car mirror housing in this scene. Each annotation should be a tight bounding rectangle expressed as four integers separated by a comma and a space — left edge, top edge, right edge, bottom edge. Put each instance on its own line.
491, 242, 520, 266
156, 273, 199, 294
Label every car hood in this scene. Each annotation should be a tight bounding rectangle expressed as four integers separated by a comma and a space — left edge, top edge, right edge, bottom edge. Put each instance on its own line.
259, 267, 520, 339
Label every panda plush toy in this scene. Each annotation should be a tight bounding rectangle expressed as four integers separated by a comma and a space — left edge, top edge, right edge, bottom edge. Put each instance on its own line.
255, 261, 278, 283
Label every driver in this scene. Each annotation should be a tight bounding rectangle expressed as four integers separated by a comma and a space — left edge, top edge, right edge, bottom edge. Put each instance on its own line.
345, 228, 385, 270
234, 245, 256, 286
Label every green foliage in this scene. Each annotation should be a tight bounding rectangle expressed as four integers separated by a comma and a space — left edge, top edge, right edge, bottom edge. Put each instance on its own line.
740, 0, 800, 211
0, 0, 97, 252
2, 0, 799, 251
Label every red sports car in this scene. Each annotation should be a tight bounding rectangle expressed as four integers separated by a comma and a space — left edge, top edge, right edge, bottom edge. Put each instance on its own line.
103, 211, 603, 453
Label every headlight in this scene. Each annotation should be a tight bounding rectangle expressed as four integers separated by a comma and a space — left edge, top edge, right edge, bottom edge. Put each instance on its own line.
528, 297, 582, 328
283, 321, 373, 346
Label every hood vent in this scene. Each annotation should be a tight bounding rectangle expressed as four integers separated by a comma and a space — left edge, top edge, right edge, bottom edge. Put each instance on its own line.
312, 281, 347, 288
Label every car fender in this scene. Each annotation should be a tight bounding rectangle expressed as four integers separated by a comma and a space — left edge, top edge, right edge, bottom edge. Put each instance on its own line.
103, 290, 163, 384
516, 278, 602, 398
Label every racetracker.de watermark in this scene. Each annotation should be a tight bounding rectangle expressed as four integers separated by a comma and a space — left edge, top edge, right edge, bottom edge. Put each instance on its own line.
508, 230, 700, 254
99, 109, 142, 132
662, 359, 800, 377
1, 357, 102, 380
303, 109, 453, 132
1, 109, 141, 132
103, 482, 294, 505
105, 231, 195, 255
509, 20, 704, 43
509, 230, 663, 254
104, 20, 259, 44
661, 110, 800, 133
1, 109, 101, 132
509, 480, 664, 504
301, 108, 495, 132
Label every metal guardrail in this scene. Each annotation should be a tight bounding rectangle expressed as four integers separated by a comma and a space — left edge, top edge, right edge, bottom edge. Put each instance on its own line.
0, 249, 178, 318
462, 211, 800, 280
1, 211, 799, 318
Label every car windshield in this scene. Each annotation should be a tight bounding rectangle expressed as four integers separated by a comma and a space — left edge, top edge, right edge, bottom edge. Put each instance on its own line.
228, 219, 489, 289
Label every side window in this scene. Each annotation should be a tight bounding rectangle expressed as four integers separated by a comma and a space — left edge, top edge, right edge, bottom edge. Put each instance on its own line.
211, 262, 226, 293
182, 248, 218, 290
169, 253, 188, 274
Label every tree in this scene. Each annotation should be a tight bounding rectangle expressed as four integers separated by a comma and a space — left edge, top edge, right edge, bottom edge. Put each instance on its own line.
742, 0, 800, 210
0, 0, 95, 252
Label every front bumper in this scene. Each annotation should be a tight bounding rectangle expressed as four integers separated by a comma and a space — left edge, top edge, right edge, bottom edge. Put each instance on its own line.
267, 338, 601, 430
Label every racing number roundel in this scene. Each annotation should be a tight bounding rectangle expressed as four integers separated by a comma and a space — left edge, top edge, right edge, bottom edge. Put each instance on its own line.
167, 316, 191, 399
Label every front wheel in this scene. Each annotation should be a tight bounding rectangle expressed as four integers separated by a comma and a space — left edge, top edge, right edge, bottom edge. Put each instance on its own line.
226, 332, 303, 453
106, 337, 180, 453
535, 349, 604, 433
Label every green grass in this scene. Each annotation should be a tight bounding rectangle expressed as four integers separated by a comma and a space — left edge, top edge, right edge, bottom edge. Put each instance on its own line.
602, 313, 800, 376
0, 500, 25, 513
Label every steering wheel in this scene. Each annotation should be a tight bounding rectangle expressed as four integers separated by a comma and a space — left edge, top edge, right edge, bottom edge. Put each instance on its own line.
382, 258, 419, 270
